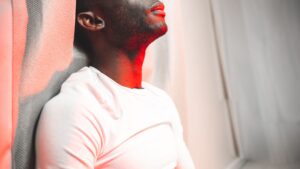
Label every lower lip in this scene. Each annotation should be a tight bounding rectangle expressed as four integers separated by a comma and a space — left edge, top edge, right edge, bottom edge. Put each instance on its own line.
152, 10, 166, 17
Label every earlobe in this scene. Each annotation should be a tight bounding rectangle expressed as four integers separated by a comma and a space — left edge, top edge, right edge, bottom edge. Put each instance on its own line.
94, 16, 106, 30
77, 11, 105, 31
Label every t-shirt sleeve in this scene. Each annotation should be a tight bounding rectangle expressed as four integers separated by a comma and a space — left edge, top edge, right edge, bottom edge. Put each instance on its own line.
168, 99, 196, 169
35, 95, 103, 169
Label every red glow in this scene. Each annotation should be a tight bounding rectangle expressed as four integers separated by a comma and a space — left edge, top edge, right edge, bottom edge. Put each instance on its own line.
0, 2, 13, 167
0, 0, 28, 168
12, 0, 28, 143
20, 1, 76, 97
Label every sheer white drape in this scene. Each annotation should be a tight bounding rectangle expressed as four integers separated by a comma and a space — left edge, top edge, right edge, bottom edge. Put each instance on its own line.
213, 0, 300, 167
146, 0, 238, 168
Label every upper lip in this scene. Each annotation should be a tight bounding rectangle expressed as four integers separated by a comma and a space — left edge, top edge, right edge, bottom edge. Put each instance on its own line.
150, 1, 165, 11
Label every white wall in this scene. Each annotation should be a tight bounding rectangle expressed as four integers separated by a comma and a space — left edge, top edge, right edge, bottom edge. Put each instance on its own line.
213, 0, 300, 166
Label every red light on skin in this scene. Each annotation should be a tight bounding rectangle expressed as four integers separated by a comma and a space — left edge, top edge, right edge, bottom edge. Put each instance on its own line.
145, 1, 167, 30
152, 10, 166, 17
146, 2, 166, 19
150, 2, 166, 18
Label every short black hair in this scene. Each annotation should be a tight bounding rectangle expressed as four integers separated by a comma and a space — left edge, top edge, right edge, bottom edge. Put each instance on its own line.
75, 0, 98, 14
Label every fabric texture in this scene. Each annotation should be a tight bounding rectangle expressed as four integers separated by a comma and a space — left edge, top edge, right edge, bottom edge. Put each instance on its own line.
13, 0, 78, 168
0, 0, 27, 168
35, 67, 195, 169
0, 1, 13, 168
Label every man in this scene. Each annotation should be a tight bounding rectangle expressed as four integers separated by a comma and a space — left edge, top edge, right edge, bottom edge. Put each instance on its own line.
35, 0, 195, 168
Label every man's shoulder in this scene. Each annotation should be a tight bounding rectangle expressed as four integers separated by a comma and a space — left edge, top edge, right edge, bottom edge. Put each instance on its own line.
42, 67, 106, 116
60, 66, 96, 93
59, 67, 112, 102
41, 90, 87, 118
143, 82, 175, 104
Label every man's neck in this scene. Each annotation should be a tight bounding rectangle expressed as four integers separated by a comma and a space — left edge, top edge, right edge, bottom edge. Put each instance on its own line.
90, 45, 146, 89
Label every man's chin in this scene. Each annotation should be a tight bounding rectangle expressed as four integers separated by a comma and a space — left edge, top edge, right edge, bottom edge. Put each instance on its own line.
151, 22, 168, 39
160, 23, 168, 35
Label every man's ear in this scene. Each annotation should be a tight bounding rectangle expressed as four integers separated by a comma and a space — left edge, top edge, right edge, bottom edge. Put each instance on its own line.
77, 11, 105, 31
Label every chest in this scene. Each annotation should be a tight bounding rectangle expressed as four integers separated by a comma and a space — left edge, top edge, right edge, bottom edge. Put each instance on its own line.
95, 123, 178, 169
94, 94, 178, 169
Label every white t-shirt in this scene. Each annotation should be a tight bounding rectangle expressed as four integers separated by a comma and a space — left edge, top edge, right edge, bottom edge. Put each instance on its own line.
35, 66, 195, 169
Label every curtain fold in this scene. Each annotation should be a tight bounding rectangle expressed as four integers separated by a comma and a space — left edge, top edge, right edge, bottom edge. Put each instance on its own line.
148, 0, 238, 168
12, 0, 28, 144
0, 1, 13, 168
0, 0, 28, 168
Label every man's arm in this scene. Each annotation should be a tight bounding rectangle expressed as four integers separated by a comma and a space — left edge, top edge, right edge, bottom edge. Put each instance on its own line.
176, 139, 196, 169
35, 95, 102, 169
169, 99, 196, 169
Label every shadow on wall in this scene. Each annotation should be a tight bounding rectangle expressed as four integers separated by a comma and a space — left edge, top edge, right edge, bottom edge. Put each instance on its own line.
13, 48, 88, 169
12, 0, 86, 168
12, 0, 82, 169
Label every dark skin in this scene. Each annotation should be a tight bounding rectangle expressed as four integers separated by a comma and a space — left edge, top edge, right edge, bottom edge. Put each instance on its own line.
76, 0, 167, 88
74, 3, 196, 168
